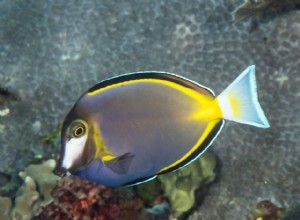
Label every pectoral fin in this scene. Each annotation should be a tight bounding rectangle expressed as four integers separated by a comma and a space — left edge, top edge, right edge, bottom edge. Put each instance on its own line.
104, 153, 135, 174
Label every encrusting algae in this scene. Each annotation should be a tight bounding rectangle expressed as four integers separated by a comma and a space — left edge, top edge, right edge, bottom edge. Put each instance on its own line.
158, 151, 217, 214
34, 176, 144, 220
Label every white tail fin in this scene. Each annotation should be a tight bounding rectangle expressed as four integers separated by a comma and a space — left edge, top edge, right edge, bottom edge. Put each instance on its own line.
217, 65, 270, 128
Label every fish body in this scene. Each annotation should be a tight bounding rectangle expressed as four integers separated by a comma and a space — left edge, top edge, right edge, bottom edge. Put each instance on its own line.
54, 66, 269, 187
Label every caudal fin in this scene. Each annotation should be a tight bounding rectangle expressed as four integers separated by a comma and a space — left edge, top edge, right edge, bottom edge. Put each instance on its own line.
216, 65, 270, 128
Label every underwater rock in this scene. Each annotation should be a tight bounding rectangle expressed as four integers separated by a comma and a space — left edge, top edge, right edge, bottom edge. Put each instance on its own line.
158, 151, 217, 214
135, 177, 173, 219
0, 0, 299, 219
234, 0, 300, 22
186, 212, 204, 220
135, 178, 163, 207
144, 202, 171, 220
35, 175, 144, 220
0, 107, 10, 116
247, 200, 285, 220
0, 86, 21, 104
0, 172, 22, 198
0, 196, 12, 220
281, 203, 300, 220
0, 172, 11, 187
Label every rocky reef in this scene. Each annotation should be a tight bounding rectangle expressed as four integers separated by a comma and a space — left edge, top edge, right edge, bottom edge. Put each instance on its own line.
0, 150, 218, 220
158, 150, 217, 217
0, 159, 145, 220
234, 0, 300, 22
0, 159, 60, 220
0, 0, 299, 219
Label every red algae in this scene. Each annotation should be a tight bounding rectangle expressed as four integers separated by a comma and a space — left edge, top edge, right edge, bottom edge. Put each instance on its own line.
33, 176, 144, 220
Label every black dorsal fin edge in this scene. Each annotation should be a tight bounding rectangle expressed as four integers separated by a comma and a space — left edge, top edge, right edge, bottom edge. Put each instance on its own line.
87, 72, 215, 97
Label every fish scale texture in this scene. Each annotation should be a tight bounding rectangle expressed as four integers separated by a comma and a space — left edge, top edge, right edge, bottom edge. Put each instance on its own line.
0, 0, 299, 219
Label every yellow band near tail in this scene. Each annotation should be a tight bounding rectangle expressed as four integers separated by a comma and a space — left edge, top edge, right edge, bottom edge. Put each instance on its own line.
191, 99, 223, 121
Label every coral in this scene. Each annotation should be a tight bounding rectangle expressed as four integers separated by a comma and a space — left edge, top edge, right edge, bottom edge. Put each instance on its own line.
34, 176, 144, 220
134, 178, 162, 206
3, 158, 170, 220
4, 158, 157, 220
118, 197, 145, 220
11, 176, 39, 220
22, 159, 61, 206
0, 196, 12, 220
1, 1, 300, 219
248, 200, 285, 220
8, 159, 61, 220
158, 151, 216, 213
136, 181, 172, 219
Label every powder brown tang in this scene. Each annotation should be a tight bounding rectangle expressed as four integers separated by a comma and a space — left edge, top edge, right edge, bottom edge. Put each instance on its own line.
54, 66, 270, 187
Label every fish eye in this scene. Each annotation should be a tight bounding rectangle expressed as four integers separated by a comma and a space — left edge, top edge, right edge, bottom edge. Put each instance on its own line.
70, 120, 87, 138
73, 126, 85, 137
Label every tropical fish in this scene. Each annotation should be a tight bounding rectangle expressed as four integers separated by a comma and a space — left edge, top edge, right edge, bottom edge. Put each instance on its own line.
54, 65, 270, 187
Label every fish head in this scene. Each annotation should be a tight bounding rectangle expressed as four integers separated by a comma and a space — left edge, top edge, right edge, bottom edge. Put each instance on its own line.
54, 110, 96, 177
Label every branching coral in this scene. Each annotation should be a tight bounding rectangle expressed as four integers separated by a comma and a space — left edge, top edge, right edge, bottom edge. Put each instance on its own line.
11, 176, 39, 220
22, 159, 61, 206
8, 159, 61, 220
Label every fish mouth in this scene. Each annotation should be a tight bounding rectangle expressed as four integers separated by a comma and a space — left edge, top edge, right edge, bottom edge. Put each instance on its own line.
53, 166, 69, 177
